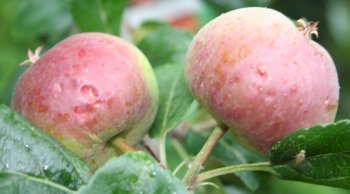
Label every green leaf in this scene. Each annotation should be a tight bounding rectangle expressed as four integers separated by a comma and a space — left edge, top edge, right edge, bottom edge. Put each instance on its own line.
0, 171, 74, 194
149, 64, 194, 137
13, 0, 72, 40
133, 21, 168, 43
137, 27, 193, 67
211, 136, 265, 191
270, 120, 350, 189
69, 0, 126, 35
185, 129, 264, 191
77, 152, 186, 194
0, 104, 92, 190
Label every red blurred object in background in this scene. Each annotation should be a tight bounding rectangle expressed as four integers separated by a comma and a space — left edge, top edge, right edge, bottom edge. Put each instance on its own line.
122, 0, 201, 39
170, 15, 198, 32
130, 0, 154, 6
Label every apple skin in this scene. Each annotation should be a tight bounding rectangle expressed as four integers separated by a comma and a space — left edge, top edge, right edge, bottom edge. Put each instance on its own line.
12, 32, 158, 168
185, 7, 339, 154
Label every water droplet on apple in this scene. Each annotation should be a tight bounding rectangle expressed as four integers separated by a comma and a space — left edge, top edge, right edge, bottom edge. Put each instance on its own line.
80, 85, 99, 101
290, 86, 297, 94
298, 100, 304, 106
282, 76, 288, 83
256, 66, 268, 78
53, 83, 62, 94
324, 99, 329, 105
78, 48, 86, 58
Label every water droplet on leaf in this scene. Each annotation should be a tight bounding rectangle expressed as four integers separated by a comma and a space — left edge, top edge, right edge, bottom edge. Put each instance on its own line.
150, 171, 157, 177
43, 165, 49, 171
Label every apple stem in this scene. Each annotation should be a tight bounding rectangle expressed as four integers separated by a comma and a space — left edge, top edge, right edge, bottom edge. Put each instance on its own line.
182, 123, 229, 190
197, 162, 276, 183
112, 137, 137, 153
159, 132, 168, 168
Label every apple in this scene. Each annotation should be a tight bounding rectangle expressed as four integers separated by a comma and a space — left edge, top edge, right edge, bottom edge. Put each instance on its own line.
12, 32, 158, 168
185, 7, 339, 154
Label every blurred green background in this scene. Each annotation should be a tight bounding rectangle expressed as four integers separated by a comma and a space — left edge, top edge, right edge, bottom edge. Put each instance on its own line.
0, 0, 349, 193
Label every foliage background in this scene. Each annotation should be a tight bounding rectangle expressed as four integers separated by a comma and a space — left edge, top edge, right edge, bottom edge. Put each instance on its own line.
0, 0, 349, 193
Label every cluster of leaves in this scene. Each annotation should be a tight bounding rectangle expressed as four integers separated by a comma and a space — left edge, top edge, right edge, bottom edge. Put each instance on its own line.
0, 105, 186, 194
1, 0, 350, 194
